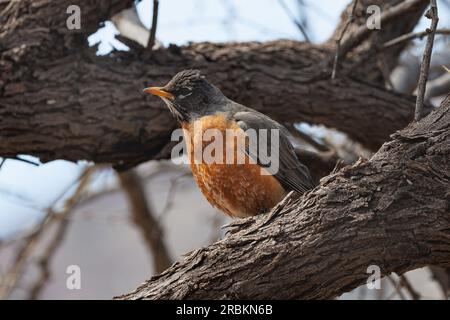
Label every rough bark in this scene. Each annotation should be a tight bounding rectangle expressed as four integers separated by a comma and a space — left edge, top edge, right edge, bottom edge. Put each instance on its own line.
118, 95, 450, 300
0, 0, 430, 169
328, 0, 429, 82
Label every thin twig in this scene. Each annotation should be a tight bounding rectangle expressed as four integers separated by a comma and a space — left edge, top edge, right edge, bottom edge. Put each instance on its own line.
0, 167, 96, 299
429, 266, 449, 299
374, 33, 395, 90
147, 0, 159, 51
159, 171, 191, 216
0, 156, 39, 167
278, 0, 310, 42
118, 170, 172, 273
331, 0, 358, 79
288, 124, 330, 152
332, 0, 426, 77
377, 52, 395, 90
415, 0, 439, 121
349, 29, 450, 74
399, 274, 421, 300
386, 275, 407, 300
28, 216, 70, 299
28, 169, 95, 299
383, 28, 450, 49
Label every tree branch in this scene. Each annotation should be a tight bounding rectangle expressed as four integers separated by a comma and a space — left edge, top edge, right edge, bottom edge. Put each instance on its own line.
118, 170, 172, 273
382, 28, 450, 50
118, 95, 450, 300
415, 0, 439, 121
331, 0, 358, 79
0, 167, 96, 299
147, 0, 159, 50
335, 0, 428, 63
0, 1, 432, 169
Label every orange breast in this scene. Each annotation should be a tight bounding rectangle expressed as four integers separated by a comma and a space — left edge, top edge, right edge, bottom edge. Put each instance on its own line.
182, 113, 286, 218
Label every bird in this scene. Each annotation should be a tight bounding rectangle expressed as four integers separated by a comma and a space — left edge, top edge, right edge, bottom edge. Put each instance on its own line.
143, 69, 314, 218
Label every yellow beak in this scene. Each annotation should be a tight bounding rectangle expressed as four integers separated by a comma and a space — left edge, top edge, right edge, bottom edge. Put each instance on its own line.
143, 87, 174, 100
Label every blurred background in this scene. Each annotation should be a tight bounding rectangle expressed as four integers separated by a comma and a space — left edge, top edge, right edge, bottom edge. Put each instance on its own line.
0, 0, 449, 299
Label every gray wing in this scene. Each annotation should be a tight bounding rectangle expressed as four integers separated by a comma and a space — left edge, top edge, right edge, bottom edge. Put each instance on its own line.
233, 109, 315, 194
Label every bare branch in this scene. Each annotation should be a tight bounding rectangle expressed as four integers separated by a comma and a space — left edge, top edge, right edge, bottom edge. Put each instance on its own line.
399, 274, 421, 300
415, 0, 439, 121
28, 213, 72, 299
331, 0, 358, 79
288, 124, 330, 152
118, 170, 172, 273
429, 266, 449, 299
386, 276, 407, 300
278, 0, 310, 42
147, 0, 159, 51
337, 0, 427, 62
111, 6, 149, 47
0, 167, 96, 299
383, 28, 450, 49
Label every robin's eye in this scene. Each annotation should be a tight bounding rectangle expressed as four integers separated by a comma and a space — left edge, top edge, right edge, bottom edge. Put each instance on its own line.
177, 88, 192, 99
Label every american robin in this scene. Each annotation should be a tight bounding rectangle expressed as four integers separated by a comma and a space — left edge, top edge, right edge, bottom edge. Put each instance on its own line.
144, 70, 314, 218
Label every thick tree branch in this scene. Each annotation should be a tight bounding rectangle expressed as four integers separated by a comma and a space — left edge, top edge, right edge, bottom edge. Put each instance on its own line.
118, 96, 450, 300
0, 1, 431, 169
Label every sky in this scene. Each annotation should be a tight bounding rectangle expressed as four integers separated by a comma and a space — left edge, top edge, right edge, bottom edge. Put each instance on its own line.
89, 0, 348, 54
1, 0, 448, 239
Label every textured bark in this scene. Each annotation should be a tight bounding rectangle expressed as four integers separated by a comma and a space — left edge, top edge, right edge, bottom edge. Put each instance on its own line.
328, 0, 428, 82
118, 95, 450, 300
0, 0, 430, 169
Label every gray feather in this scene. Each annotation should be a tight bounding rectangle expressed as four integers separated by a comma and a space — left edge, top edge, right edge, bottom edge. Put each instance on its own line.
231, 106, 315, 194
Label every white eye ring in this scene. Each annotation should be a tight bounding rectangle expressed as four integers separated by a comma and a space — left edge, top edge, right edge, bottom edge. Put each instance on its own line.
178, 92, 193, 100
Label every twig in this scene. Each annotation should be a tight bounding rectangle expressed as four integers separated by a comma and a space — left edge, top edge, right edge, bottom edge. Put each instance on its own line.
350, 29, 450, 75
12, 156, 40, 166
415, 0, 439, 121
278, 0, 310, 42
159, 171, 191, 216
377, 51, 395, 90
147, 0, 159, 51
0, 156, 39, 168
0, 167, 96, 299
118, 170, 172, 273
374, 33, 395, 90
429, 266, 449, 299
288, 124, 330, 152
383, 28, 450, 49
28, 216, 70, 299
386, 275, 407, 300
425, 69, 450, 100
399, 274, 421, 300
28, 169, 95, 299
333, 0, 426, 77
331, 0, 358, 79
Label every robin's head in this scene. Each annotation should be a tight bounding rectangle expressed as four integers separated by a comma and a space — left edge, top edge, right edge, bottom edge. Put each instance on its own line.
143, 70, 225, 123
